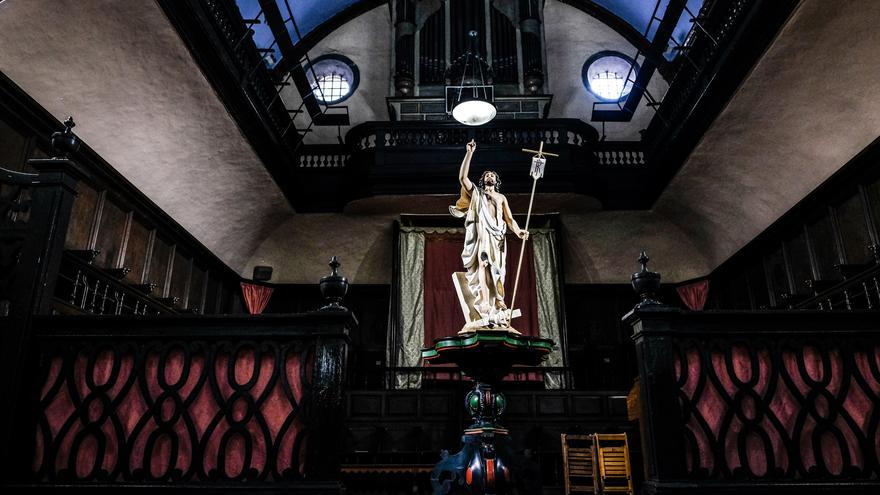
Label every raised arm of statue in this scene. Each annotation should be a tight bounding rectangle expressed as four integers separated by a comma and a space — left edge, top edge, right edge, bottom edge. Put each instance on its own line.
459, 140, 476, 192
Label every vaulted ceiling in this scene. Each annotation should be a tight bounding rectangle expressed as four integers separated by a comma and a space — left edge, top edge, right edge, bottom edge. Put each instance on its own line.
2, 0, 878, 285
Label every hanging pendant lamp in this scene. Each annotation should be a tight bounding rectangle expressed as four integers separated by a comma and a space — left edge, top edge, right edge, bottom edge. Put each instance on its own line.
450, 31, 496, 126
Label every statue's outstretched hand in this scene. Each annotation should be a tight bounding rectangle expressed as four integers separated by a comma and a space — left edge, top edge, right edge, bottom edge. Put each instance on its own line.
518, 229, 529, 240
466, 139, 476, 154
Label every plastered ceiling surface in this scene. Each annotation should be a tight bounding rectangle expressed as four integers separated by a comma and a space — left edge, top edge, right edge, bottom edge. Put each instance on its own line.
543, 0, 669, 141
0, 0, 293, 271
656, 0, 880, 266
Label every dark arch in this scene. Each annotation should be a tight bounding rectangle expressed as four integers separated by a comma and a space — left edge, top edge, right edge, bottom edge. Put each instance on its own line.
289, 0, 389, 61
556, 0, 669, 74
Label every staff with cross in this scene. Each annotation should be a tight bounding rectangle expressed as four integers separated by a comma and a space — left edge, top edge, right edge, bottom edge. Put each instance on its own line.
509, 141, 558, 321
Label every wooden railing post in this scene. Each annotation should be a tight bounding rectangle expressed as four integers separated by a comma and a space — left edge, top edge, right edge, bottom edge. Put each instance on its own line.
624, 306, 688, 489
305, 323, 352, 479
0, 158, 78, 475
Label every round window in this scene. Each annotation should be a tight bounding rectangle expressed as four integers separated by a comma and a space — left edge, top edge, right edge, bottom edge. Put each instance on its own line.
306, 55, 360, 104
581, 51, 639, 102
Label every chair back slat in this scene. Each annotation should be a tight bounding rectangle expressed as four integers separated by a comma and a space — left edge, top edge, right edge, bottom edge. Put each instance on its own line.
594, 433, 634, 494
561, 433, 597, 494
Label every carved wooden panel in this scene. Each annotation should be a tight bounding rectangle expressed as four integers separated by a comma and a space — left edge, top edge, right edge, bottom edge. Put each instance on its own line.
836, 192, 872, 264
204, 274, 220, 314
0, 118, 31, 171
786, 231, 813, 295
188, 264, 206, 312
147, 236, 172, 295
808, 214, 841, 282
869, 179, 880, 233
94, 196, 129, 268
64, 183, 99, 250
123, 217, 151, 284
169, 248, 191, 304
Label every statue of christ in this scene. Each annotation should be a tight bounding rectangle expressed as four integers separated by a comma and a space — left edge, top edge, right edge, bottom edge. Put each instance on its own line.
449, 140, 528, 325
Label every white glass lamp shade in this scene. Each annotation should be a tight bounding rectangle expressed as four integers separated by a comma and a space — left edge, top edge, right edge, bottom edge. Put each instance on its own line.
452, 97, 497, 126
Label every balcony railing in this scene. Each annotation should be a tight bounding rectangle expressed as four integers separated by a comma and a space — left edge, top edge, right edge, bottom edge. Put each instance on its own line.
346, 118, 600, 152
626, 307, 880, 494
5, 313, 353, 492
285, 119, 653, 211
794, 263, 880, 311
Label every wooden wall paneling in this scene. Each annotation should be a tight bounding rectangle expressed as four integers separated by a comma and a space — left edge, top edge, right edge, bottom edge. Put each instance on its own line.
867, 178, 880, 243
218, 283, 228, 314
115, 212, 133, 270
802, 223, 821, 281
188, 264, 207, 313
0, 117, 31, 171
785, 230, 813, 295
88, 190, 105, 250
836, 190, 873, 264
780, 240, 797, 298
828, 204, 848, 269
123, 216, 152, 283
163, 245, 177, 299
2, 74, 243, 307
63, 182, 100, 250
746, 263, 768, 309
807, 211, 841, 281
147, 235, 172, 296
93, 194, 129, 268
169, 247, 191, 305
765, 245, 788, 304
203, 272, 220, 314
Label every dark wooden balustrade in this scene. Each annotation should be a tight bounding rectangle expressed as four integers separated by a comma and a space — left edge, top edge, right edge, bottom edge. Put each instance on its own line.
3, 312, 354, 493
290, 119, 650, 211
794, 263, 880, 311
626, 307, 880, 495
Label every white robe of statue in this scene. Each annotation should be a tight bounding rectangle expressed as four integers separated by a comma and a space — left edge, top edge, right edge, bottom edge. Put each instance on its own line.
454, 187, 508, 317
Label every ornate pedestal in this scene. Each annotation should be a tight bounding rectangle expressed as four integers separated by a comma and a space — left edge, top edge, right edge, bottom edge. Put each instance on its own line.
421, 331, 554, 495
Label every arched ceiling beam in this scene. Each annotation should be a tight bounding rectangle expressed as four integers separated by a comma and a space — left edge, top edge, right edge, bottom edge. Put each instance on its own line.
268, 0, 388, 75
556, 0, 670, 74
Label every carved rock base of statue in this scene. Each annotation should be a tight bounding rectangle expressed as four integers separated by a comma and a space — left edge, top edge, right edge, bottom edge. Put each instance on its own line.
452, 272, 522, 335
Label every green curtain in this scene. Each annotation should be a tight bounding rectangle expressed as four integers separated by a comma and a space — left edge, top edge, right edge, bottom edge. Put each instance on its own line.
532, 230, 565, 389
389, 228, 425, 389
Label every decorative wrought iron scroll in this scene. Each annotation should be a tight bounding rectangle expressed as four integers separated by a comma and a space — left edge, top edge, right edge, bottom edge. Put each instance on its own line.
33, 339, 317, 483
674, 338, 880, 480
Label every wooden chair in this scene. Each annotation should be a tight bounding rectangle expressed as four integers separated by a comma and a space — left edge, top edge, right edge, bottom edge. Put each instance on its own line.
594, 433, 634, 494
561, 433, 597, 494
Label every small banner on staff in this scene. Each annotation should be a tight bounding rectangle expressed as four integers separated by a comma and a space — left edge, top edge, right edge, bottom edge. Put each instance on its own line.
530, 156, 546, 180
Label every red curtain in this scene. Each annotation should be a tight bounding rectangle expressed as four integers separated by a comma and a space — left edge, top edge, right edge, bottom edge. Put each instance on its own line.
241, 282, 273, 315
423, 233, 540, 381
677, 279, 710, 311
